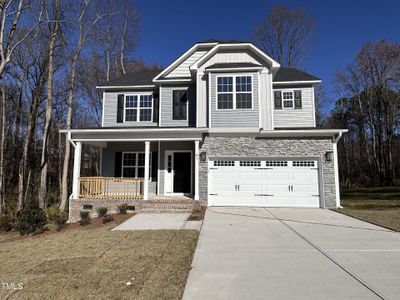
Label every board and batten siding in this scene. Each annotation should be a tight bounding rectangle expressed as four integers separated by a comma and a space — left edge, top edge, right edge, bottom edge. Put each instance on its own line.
273, 86, 316, 128
165, 50, 207, 78
209, 72, 259, 128
102, 91, 158, 127
159, 85, 196, 127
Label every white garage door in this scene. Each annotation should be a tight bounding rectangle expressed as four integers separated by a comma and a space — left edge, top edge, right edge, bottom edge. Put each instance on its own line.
208, 159, 320, 207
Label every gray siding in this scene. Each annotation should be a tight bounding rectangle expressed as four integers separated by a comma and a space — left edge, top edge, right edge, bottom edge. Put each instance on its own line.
273, 87, 315, 128
102, 91, 158, 127
165, 50, 207, 78
200, 51, 263, 69
160, 85, 196, 127
196, 72, 208, 127
210, 72, 259, 128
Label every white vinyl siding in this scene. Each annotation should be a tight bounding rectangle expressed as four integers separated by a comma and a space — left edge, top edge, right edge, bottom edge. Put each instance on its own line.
273, 87, 315, 128
165, 50, 207, 78
200, 51, 262, 69
210, 72, 259, 128
102, 91, 157, 127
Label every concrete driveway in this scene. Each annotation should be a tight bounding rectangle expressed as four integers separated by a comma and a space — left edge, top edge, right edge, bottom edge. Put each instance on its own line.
183, 207, 400, 300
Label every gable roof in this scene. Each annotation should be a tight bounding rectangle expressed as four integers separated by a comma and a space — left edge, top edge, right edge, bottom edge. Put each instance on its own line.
98, 69, 161, 88
273, 67, 320, 82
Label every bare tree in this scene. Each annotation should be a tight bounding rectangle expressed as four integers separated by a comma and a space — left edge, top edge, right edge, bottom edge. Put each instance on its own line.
255, 5, 313, 67
59, 0, 108, 211
38, 0, 60, 208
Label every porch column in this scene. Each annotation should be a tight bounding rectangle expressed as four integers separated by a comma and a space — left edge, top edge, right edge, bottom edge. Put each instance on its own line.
194, 140, 200, 200
72, 142, 82, 199
144, 141, 150, 200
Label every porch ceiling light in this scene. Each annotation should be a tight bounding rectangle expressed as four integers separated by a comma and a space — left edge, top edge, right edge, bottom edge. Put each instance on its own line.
325, 151, 334, 163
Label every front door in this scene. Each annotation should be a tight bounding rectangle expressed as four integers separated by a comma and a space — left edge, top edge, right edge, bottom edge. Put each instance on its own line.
164, 151, 192, 195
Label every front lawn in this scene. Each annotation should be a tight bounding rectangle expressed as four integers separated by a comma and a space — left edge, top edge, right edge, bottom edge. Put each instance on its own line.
0, 224, 199, 299
335, 187, 400, 231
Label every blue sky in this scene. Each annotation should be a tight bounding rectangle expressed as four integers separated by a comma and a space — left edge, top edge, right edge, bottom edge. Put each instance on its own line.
133, 0, 400, 104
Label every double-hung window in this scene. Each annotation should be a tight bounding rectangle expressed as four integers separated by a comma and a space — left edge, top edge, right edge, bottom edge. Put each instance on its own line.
173, 90, 188, 120
124, 93, 153, 122
282, 91, 294, 108
217, 75, 252, 109
122, 152, 152, 180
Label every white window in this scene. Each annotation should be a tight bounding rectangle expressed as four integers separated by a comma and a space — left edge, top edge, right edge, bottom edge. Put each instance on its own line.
217, 75, 252, 110
282, 91, 294, 109
124, 93, 153, 122
122, 152, 152, 180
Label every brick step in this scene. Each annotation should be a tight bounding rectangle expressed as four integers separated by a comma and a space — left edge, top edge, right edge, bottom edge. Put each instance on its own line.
142, 203, 194, 209
146, 198, 196, 204
141, 208, 193, 214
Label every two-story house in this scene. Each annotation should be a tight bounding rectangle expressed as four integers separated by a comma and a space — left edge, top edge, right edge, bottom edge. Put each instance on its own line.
62, 40, 347, 221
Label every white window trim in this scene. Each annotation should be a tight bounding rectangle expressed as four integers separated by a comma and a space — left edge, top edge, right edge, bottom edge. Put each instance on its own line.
123, 92, 154, 123
275, 89, 295, 110
172, 87, 189, 121
215, 73, 254, 110
121, 151, 152, 181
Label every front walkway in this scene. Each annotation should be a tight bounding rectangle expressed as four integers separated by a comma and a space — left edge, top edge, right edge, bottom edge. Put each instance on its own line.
183, 207, 400, 300
112, 213, 202, 230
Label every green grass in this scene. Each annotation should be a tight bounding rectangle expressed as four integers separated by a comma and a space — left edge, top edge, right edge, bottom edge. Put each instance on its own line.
0, 225, 199, 300
336, 186, 400, 231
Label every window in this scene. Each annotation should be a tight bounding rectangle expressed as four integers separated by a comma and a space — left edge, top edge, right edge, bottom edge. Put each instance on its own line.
240, 161, 261, 167
214, 160, 235, 166
124, 94, 153, 122
173, 90, 188, 120
217, 75, 252, 109
265, 161, 288, 167
292, 161, 315, 167
122, 152, 152, 179
282, 91, 294, 108
217, 77, 233, 109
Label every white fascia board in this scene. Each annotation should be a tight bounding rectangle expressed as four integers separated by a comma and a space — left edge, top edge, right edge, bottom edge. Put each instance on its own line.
208, 128, 261, 134
73, 137, 203, 142
153, 78, 193, 83
205, 67, 264, 72
153, 43, 217, 81
190, 43, 280, 71
59, 127, 209, 134
96, 85, 156, 89
259, 129, 348, 138
273, 80, 322, 85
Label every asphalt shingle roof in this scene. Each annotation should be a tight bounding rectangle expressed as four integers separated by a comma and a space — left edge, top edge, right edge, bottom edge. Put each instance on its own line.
273, 67, 320, 82
104, 69, 161, 86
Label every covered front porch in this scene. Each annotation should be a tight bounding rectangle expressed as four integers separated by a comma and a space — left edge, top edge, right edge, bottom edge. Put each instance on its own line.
66, 128, 206, 203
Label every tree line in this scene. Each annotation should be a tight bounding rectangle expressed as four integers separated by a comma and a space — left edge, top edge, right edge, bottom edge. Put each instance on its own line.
0, 0, 153, 213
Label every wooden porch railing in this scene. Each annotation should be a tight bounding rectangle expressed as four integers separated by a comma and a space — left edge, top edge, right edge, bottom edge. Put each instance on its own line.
78, 177, 144, 199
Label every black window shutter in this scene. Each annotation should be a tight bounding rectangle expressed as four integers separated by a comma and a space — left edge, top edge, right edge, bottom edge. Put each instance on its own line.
114, 152, 122, 177
153, 94, 159, 123
274, 91, 282, 109
151, 152, 158, 181
117, 94, 124, 123
294, 90, 302, 109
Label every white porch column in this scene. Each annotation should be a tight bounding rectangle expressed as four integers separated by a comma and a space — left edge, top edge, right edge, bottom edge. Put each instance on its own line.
72, 142, 82, 199
144, 141, 150, 200
194, 140, 200, 201
333, 141, 341, 208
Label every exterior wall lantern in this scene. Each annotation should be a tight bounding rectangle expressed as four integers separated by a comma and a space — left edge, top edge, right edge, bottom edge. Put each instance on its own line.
200, 152, 207, 162
325, 151, 334, 163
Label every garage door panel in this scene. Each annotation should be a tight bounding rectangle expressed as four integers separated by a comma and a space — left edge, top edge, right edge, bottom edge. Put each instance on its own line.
208, 159, 320, 208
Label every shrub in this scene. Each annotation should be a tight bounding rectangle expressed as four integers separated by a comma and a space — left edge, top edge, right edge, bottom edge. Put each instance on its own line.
15, 203, 47, 235
102, 215, 114, 223
47, 205, 61, 222
117, 204, 128, 214
53, 212, 68, 230
79, 211, 91, 226
0, 212, 15, 231
96, 206, 108, 217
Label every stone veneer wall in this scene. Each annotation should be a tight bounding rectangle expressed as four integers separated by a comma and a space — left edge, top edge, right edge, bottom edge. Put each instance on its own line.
69, 198, 142, 222
199, 136, 337, 208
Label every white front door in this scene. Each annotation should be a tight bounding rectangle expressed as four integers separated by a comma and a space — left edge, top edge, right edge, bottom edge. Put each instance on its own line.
164, 151, 174, 194
208, 159, 320, 207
